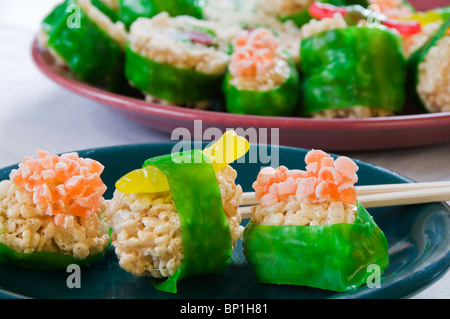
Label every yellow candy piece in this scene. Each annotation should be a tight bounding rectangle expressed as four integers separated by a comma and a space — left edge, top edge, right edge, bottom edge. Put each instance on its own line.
115, 130, 249, 194
402, 11, 443, 26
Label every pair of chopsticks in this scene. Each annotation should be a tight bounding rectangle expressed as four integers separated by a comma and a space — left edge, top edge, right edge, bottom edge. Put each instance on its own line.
239, 181, 450, 220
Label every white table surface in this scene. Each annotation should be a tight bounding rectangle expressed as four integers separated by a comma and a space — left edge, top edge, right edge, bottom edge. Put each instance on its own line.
1, 0, 449, 299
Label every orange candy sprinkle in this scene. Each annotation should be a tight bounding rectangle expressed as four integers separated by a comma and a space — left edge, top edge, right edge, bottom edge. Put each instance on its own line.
252, 150, 359, 206
9, 150, 107, 224
229, 28, 279, 78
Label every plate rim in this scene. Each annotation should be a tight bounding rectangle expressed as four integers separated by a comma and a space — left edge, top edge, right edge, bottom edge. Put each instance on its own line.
31, 39, 450, 134
0, 142, 449, 299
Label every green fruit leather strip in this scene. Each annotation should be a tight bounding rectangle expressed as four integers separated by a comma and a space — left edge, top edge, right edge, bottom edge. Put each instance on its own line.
125, 45, 224, 103
143, 151, 232, 293
300, 26, 406, 115
242, 202, 389, 292
0, 229, 111, 270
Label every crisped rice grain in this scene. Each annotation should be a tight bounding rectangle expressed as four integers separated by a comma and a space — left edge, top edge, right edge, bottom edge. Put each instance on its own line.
252, 200, 357, 226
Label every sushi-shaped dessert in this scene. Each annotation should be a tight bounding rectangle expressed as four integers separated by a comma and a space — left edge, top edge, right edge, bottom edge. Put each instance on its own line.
407, 17, 450, 113
299, 9, 406, 118
125, 12, 235, 107
0, 150, 110, 270
118, 0, 205, 28
39, 0, 127, 90
402, 7, 450, 57
203, 1, 304, 70
106, 131, 249, 293
243, 150, 389, 292
255, 0, 344, 27
223, 28, 300, 116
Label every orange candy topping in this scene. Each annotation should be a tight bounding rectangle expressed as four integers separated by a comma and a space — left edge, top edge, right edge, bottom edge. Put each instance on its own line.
228, 28, 279, 78
9, 150, 107, 226
252, 150, 359, 207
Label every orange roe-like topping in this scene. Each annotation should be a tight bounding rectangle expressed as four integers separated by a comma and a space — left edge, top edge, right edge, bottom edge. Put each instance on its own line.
252, 150, 359, 206
9, 150, 107, 226
229, 28, 279, 78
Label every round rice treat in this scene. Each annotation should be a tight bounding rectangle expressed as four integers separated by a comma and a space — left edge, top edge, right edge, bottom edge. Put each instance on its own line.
106, 165, 243, 278
417, 35, 450, 113
0, 151, 110, 260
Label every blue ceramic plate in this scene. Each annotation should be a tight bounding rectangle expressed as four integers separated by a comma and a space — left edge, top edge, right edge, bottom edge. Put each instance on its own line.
0, 144, 449, 299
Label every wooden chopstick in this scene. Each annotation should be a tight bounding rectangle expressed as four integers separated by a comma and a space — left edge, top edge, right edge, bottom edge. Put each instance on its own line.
355, 181, 450, 196
357, 187, 450, 208
239, 181, 450, 220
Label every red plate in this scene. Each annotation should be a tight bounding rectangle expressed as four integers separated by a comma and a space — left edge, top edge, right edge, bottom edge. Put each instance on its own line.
31, 0, 450, 151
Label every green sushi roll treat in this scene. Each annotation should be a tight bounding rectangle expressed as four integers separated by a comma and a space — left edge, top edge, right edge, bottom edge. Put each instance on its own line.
125, 12, 235, 106
243, 150, 389, 292
300, 25, 406, 118
106, 132, 248, 293
0, 150, 111, 270
39, 0, 127, 90
407, 18, 450, 113
224, 28, 300, 116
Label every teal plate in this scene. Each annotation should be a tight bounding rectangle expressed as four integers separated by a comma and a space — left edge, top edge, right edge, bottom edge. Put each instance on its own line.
0, 144, 449, 299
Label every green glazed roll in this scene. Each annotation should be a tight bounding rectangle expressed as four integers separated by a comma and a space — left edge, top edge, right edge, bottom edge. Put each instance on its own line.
40, 0, 127, 90
300, 26, 406, 118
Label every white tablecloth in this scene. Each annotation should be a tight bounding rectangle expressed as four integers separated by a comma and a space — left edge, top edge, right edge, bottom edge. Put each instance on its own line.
1, 0, 449, 299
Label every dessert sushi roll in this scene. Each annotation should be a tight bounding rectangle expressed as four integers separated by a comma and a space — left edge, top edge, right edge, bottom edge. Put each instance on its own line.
125, 12, 237, 107
203, 1, 304, 69
105, 131, 248, 293
407, 17, 450, 113
243, 149, 389, 292
118, 0, 205, 28
255, 0, 344, 27
39, 0, 127, 90
0, 150, 110, 270
299, 12, 406, 118
223, 28, 300, 116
